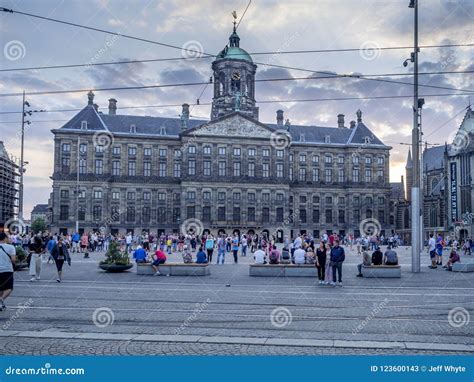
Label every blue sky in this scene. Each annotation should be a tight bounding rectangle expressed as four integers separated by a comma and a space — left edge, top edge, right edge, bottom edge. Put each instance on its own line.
1, 0, 473, 218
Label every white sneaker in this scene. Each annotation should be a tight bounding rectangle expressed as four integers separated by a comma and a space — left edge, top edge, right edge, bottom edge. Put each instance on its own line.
36, 276, 41, 280
338, 282, 343, 287
30, 277, 36, 282
153, 271, 160, 276
330, 281, 336, 286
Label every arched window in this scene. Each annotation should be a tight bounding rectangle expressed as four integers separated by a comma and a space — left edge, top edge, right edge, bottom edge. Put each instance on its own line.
219, 73, 225, 96
431, 177, 438, 193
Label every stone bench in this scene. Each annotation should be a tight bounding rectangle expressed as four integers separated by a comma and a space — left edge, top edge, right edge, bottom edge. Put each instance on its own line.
452, 263, 474, 272
362, 265, 401, 278
136, 262, 210, 276
249, 264, 317, 277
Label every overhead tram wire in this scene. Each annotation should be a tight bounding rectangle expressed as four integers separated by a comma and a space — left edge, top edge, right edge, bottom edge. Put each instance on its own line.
2, 7, 473, 93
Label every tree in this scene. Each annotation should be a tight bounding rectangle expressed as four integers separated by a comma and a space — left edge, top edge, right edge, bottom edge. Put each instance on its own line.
30, 218, 47, 234
101, 241, 129, 265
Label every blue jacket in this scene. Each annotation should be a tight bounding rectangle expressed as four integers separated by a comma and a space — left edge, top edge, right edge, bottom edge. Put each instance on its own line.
47, 239, 56, 252
330, 246, 345, 262
133, 248, 147, 262
196, 251, 208, 264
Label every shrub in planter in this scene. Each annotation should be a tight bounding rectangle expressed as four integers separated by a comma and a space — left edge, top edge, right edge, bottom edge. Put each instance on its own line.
14, 246, 28, 271
99, 241, 132, 272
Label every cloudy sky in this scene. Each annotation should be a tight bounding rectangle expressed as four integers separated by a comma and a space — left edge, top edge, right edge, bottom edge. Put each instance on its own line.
1, 0, 473, 218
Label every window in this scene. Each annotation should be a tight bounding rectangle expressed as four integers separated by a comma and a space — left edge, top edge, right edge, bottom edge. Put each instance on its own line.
300, 209, 307, 223
218, 161, 226, 176
299, 195, 307, 204
353, 196, 360, 205
79, 159, 87, 174
112, 146, 121, 155
299, 168, 306, 181
313, 196, 320, 204
262, 207, 270, 222
338, 156, 344, 164
61, 157, 70, 173
338, 197, 345, 205
60, 205, 69, 220
312, 209, 320, 223
352, 169, 360, 182
233, 148, 241, 156
262, 163, 269, 178
312, 155, 319, 164
142, 207, 151, 223
248, 193, 256, 201
233, 207, 240, 222
338, 210, 345, 223
299, 153, 306, 163
62, 143, 71, 152
312, 168, 319, 182
173, 208, 180, 222
262, 148, 270, 157
289, 166, 293, 181
93, 205, 102, 221
289, 154, 293, 162
130, 124, 137, 134
203, 146, 211, 155
112, 191, 120, 200
325, 154, 332, 164
325, 169, 332, 182
188, 146, 196, 154
352, 155, 359, 164
338, 169, 344, 182
126, 207, 135, 222
377, 156, 384, 165
202, 206, 211, 221
60, 190, 69, 198
143, 192, 151, 201
203, 161, 211, 176
187, 191, 196, 200
234, 162, 241, 176
79, 143, 87, 154
174, 149, 182, 158
203, 191, 211, 200
93, 190, 102, 199
128, 146, 137, 156
276, 193, 284, 202
248, 162, 255, 177
248, 207, 256, 221
173, 193, 180, 202
158, 192, 166, 201
353, 209, 360, 223
95, 145, 104, 153
159, 148, 167, 157
262, 193, 270, 202
94, 159, 103, 175
378, 196, 385, 205
218, 147, 226, 156
127, 191, 135, 200
156, 207, 165, 223
366, 196, 373, 205
173, 163, 181, 177
80, 121, 87, 130
248, 148, 256, 157
187, 206, 195, 219
366, 209, 373, 218
218, 207, 226, 221
188, 160, 196, 175
143, 162, 151, 176
377, 169, 384, 180
365, 155, 372, 164
325, 209, 332, 223
78, 205, 86, 221
276, 163, 283, 178
218, 192, 226, 200
144, 147, 152, 157
378, 210, 385, 224
365, 169, 372, 182
276, 207, 284, 222
276, 150, 284, 158
112, 161, 120, 176
325, 196, 333, 204
159, 163, 166, 177
324, 135, 331, 143
128, 161, 136, 176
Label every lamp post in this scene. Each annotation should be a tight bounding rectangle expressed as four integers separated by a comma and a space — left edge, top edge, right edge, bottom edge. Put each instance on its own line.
19, 90, 30, 222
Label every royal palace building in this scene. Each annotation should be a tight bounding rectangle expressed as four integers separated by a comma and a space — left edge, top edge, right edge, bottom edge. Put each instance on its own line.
50, 26, 392, 240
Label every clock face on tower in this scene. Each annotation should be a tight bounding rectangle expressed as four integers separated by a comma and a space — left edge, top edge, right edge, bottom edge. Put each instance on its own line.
231, 71, 241, 81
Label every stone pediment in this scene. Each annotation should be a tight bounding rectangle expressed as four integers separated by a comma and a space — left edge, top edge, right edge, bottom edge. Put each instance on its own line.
186, 113, 273, 138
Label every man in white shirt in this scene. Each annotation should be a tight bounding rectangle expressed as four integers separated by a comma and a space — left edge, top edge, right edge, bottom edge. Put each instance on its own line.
428, 233, 437, 269
253, 246, 267, 264
294, 247, 306, 264
0, 232, 16, 311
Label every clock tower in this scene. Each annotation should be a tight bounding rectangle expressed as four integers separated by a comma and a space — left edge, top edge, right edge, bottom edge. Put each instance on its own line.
211, 22, 258, 120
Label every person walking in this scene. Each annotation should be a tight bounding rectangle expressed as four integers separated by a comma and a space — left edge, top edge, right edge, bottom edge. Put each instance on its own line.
205, 235, 215, 263
217, 235, 226, 265
50, 236, 71, 282
29, 235, 45, 282
316, 242, 327, 285
330, 239, 345, 287
241, 235, 248, 257
231, 235, 239, 264
0, 232, 16, 311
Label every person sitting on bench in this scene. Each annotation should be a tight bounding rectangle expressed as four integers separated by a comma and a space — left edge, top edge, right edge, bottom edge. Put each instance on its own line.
371, 246, 383, 266
443, 249, 460, 271
196, 247, 208, 264
152, 249, 167, 276
383, 247, 398, 265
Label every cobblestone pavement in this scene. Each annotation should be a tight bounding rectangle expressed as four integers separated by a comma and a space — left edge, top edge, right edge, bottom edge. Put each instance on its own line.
0, 337, 470, 355
0, 245, 472, 355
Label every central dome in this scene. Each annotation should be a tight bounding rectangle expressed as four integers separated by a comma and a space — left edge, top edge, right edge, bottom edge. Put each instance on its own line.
215, 28, 253, 63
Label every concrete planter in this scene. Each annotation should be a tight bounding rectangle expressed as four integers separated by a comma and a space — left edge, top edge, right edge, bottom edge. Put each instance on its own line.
99, 263, 133, 273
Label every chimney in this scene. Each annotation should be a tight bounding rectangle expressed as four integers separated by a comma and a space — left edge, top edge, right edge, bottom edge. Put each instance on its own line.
356, 109, 362, 123
350, 120, 356, 129
181, 103, 190, 129
87, 90, 94, 105
108, 98, 117, 115
337, 114, 345, 128
276, 109, 284, 127
93, 103, 99, 112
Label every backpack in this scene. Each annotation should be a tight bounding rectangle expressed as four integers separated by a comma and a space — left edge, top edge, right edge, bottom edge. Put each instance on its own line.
280, 249, 291, 264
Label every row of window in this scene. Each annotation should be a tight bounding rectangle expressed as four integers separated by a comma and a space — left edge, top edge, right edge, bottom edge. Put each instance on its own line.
62, 142, 386, 165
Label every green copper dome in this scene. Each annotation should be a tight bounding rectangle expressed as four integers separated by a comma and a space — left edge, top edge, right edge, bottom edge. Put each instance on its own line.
215, 28, 253, 63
